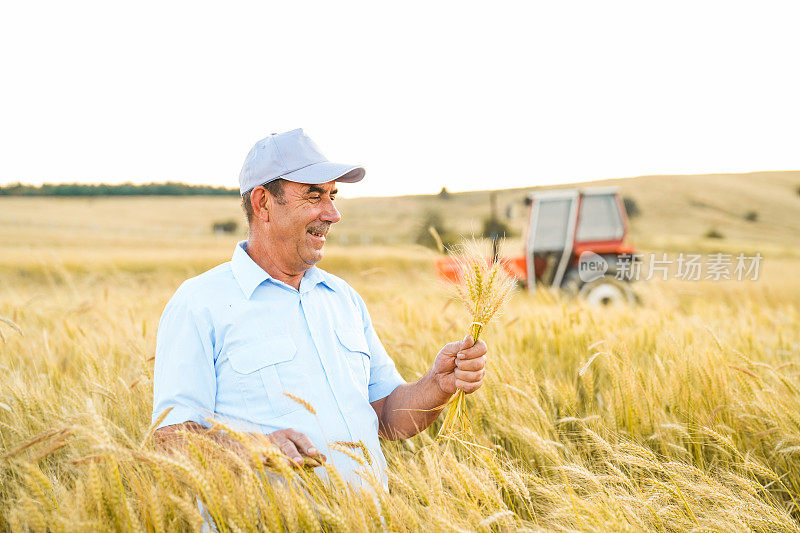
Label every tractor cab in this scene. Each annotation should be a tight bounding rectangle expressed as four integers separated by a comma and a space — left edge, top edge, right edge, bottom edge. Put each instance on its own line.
526, 187, 635, 303
435, 186, 637, 305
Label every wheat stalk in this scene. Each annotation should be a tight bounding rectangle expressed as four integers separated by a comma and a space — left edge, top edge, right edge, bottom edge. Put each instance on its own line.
436, 239, 515, 450
283, 393, 317, 415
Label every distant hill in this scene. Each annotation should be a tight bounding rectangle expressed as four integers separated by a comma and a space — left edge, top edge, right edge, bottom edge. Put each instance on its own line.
1, 171, 797, 254
332, 170, 800, 252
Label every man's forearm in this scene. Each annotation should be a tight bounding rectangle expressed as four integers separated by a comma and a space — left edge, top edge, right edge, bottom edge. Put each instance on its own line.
378, 371, 452, 440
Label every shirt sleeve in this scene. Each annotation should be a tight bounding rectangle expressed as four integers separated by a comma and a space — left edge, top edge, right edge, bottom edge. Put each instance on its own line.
353, 290, 406, 403
151, 286, 217, 429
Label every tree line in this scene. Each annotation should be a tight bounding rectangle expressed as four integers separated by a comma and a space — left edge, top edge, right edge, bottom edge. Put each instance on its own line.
0, 182, 239, 197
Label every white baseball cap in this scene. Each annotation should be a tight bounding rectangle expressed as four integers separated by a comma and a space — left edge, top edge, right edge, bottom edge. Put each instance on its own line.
238, 128, 365, 195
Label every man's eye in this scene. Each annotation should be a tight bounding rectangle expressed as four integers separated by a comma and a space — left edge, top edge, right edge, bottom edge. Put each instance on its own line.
309, 195, 321, 201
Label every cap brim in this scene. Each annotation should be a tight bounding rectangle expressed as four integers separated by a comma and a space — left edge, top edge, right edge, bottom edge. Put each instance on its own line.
280, 162, 365, 185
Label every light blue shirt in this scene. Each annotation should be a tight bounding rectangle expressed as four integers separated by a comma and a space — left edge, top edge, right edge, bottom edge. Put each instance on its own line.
152, 241, 406, 488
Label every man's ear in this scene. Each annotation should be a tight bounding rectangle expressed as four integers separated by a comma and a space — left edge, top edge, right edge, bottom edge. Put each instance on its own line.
251, 187, 270, 223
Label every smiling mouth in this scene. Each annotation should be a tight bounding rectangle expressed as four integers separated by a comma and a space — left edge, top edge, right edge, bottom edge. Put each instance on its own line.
307, 229, 327, 239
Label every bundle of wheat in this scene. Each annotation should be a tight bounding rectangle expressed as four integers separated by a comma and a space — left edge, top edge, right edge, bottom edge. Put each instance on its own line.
436, 241, 515, 457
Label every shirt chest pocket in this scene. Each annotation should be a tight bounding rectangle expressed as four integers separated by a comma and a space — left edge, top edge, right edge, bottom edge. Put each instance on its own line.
334, 327, 370, 393
227, 334, 302, 420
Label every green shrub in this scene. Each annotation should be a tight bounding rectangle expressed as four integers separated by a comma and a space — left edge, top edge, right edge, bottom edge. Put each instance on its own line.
212, 220, 238, 234
623, 196, 641, 219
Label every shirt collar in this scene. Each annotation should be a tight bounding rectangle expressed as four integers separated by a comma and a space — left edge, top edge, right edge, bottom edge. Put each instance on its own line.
231, 240, 335, 298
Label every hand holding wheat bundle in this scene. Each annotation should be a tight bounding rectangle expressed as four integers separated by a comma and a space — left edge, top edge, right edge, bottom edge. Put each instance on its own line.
436, 241, 515, 452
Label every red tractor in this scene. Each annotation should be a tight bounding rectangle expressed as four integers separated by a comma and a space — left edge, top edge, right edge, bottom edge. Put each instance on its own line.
435, 186, 638, 305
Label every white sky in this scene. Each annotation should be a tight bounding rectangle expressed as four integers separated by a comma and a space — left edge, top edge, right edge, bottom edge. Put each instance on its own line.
1, 1, 798, 198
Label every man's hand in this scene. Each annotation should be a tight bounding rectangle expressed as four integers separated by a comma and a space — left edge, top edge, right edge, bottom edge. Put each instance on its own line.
430, 335, 488, 396
155, 423, 326, 468
267, 428, 325, 467
370, 335, 489, 440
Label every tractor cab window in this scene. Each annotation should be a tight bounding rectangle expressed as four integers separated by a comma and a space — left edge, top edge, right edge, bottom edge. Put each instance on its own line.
576, 194, 624, 241
532, 198, 574, 251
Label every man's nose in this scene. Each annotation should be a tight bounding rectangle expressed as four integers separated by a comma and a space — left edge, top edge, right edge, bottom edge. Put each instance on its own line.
320, 198, 341, 224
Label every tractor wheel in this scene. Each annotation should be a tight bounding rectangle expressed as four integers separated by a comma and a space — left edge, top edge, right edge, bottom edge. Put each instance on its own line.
578, 278, 636, 306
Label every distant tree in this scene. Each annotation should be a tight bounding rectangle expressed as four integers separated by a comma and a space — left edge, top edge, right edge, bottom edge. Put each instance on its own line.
438, 187, 451, 200
623, 196, 640, 219
0, 182, 239, 197
416, 210, 455, 252
704, 228, 724, 239
796, 184, 800, 197
483, 191, 513, 241
481, 216, 511, 240
744, 210, 758, 222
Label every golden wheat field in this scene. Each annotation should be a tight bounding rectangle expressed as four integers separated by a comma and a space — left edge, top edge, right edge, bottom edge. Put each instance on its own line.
2, 194, 800, 532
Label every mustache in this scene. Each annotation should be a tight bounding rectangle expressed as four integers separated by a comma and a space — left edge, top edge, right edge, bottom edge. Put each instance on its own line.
307, 223, 331, 234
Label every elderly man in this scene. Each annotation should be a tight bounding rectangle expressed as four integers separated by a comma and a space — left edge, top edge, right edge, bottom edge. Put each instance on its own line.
152, 129, 488, 488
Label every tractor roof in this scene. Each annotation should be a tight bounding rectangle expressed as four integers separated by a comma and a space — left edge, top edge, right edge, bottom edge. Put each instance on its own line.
527, 185, 619, 200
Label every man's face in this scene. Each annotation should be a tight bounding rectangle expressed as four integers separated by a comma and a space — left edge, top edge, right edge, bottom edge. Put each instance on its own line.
265, 180, 341, 272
